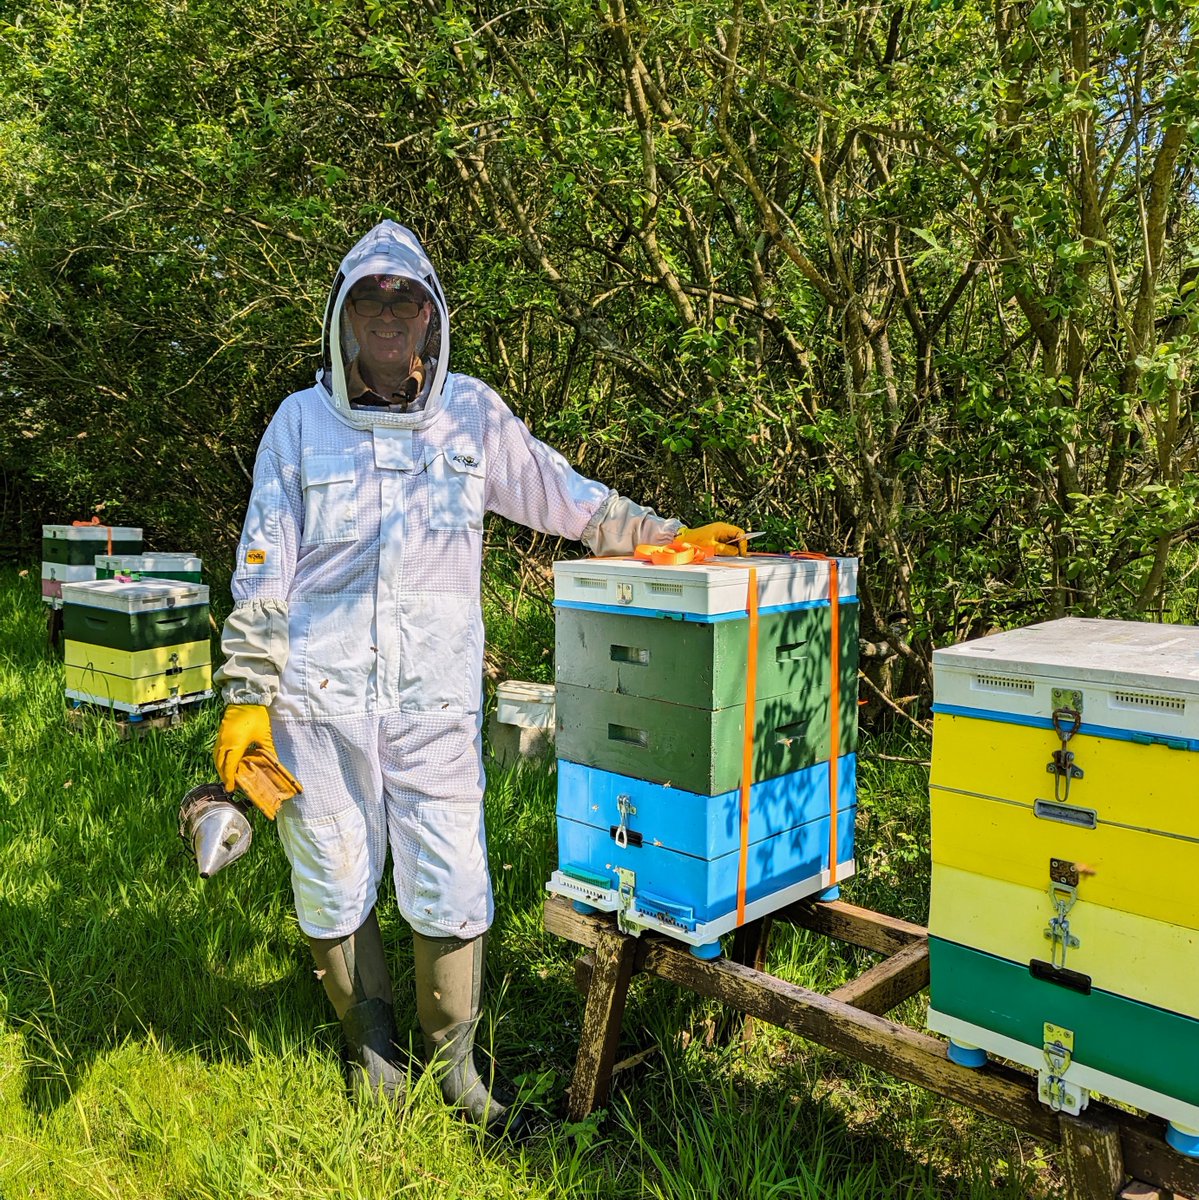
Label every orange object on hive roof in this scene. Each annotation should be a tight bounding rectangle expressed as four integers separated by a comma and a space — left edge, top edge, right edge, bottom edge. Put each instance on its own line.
632, 539, 716, 566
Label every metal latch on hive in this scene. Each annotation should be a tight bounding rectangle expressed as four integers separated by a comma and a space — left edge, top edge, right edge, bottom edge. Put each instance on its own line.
1039, 1022, 1088, 1115
615, 867, 640, 935
1044, 880, 1081, 971
1046, 706, 1084, 804
614, 793, 637, 849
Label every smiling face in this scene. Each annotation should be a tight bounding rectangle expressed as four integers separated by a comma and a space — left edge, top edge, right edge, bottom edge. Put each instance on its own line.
344, 275, 432, 392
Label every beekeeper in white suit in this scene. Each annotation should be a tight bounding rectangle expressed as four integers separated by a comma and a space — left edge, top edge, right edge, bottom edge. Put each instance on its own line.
212, 220, 744, 1130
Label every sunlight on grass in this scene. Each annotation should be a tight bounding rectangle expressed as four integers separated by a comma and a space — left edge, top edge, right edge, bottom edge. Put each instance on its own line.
0, 565, 1055, 1197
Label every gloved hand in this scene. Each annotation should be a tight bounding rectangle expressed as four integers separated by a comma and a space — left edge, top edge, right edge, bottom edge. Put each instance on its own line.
214, 703, 276, 793
679, 522, 748, 556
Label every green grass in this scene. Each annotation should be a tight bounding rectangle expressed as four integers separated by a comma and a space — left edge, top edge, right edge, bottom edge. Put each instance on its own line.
0, 564, 1060, 1198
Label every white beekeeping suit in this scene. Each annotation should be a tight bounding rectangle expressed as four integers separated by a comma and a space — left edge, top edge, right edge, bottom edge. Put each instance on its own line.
214, 220, 681, 1128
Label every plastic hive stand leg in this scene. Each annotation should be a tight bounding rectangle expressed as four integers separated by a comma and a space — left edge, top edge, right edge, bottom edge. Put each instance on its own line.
947, 1040, 988, 1068
1166, 1122, 1199, 1157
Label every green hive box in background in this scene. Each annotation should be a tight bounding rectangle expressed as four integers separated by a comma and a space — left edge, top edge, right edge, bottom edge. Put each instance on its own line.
62, 603, 209, 651
95, 553, 203, 583
60, 578, 210, 653
42, 524, 142, 566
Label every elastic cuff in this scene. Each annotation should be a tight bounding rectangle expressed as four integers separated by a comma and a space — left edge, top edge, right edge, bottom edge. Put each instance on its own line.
579, 489, 619, 550
220, 685, 275, 707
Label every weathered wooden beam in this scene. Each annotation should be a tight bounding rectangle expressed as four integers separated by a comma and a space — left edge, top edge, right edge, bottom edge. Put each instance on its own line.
828, 939, 929, 1015
544, 896, 620, 947
566, 927, 639, 1122
543, 898, 1199, 1197
574, 952, 594, 995
639, 934, 1062, 1143
1120, 1127, 1197, 1200
725, 917, 773, 1045
1061, 1111, 1126, 1200
729, 917, 774, 972
781, 897, 927, 955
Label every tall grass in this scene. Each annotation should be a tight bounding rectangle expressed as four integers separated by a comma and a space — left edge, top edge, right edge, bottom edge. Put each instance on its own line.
0, 565, 1055, 1197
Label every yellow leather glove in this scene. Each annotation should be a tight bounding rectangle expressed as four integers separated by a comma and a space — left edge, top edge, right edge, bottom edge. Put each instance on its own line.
679, 522, 748, 556
214, 703, 276, 794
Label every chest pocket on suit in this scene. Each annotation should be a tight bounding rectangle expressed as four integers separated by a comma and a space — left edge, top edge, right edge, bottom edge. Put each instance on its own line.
428, 446, 485, 532
301, 453, 358, 545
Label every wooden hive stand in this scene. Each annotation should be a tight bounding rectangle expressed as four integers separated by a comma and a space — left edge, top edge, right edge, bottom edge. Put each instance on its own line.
65, 697, 209, 741
544, 894, 1199, 1200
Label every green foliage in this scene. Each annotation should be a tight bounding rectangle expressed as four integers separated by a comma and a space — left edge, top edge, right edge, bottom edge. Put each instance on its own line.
2, 0, 1198, 703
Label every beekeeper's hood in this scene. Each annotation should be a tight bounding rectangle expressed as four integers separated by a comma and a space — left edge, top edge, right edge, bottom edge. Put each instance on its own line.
318, 220, 450, 430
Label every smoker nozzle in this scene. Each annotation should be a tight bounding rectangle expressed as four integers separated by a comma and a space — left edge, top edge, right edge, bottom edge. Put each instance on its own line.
179, 783, 253, 877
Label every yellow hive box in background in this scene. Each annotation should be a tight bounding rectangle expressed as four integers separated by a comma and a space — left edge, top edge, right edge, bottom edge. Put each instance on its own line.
928, 617, 1199, 1143
65, 662, 212, 708
931, 711, 1196, 839
64, 639, 211, 680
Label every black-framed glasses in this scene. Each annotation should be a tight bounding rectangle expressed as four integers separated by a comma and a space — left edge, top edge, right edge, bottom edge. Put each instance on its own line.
349, 296, 425, 318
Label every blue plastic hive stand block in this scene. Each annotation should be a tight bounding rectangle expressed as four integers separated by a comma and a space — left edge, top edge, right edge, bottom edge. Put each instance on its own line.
947, 1040, 988, 1069
1167, 1124, 1199, 1157
690, 941, 722, 961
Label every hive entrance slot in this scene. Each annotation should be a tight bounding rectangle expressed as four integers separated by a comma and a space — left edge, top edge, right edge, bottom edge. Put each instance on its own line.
608, 724, 649, 748
610, 645, 650, 665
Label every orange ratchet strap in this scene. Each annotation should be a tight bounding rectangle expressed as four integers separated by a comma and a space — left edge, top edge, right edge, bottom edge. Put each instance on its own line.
790, 552, 841, 886
737, 567, 759, 925
72, 515, 114, 555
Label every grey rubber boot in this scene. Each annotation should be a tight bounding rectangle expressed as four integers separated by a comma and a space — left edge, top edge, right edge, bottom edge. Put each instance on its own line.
309, 909, 408, 1106
413, 931, 522, 1134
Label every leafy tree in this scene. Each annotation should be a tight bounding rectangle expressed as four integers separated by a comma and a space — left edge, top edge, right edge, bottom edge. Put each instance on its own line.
3, 0, 1196, 705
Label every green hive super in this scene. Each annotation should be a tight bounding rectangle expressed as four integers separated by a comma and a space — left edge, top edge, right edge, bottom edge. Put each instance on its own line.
547, 553, 858, 957
94, 552, 203, 583
61, 578, 213, 715
42, 524, 143, 603
926, 618, 1199, 1155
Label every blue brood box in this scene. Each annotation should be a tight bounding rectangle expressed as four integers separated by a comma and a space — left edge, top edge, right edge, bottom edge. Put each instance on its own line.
553, 758, 857, 931
547, 554, 859, 953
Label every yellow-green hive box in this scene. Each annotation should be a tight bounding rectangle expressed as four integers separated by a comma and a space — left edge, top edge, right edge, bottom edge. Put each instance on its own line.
61, 578, 212, 713
926, 617, 1199, 1140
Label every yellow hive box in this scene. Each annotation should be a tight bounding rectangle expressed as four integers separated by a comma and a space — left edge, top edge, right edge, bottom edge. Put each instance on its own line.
64, 639, 210, 679
931, 785, 1198, 930
930, 863, 1199, 1018
931, 712, 1193, 840
65, 662, 212, 708
929, 618, 1199, 1138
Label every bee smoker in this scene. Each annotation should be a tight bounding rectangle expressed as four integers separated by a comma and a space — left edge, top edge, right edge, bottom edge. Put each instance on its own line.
179, 783, 254, 877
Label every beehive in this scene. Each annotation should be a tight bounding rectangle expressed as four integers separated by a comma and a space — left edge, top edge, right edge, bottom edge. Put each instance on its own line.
61, 578, 212, 713
41, 524, 142, 604
547, 554, 859, 954
926, 617, 1199, 1140
95, 552, 203, 583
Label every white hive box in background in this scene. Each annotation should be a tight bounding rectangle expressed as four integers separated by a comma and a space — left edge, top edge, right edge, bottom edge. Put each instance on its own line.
95, 553, 203, 583
41, 523, 144, 605
496, 680, 556, 730
61, 577, 208, 613
932, 616, 1199, 743
487, 681, 556, 766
